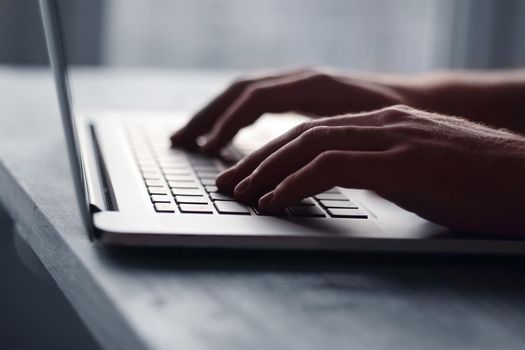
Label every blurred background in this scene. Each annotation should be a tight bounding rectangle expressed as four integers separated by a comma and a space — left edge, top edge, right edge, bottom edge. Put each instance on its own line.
1, 0, 525, 72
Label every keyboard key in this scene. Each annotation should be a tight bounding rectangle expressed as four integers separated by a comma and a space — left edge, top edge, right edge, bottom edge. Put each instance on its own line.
158, 157, 187, 164
179, 204, 214, 214
194, 165, 219, 172
175, 196, 208, 204
294, 198, 316, 206
142, 172, 162, 180
327, 208, 368, 219
154, 203, 177, 213
214, 201, 251, 215
138, 160, 156, 168
171, 188, 203, 196
140, 166, 158, 173
319, 200, 358, 209
149, 142, 171, 150
157, 157, 186, 164
197, 171, 220, 179
160, 164, 188, 171
164, 172, 192, 179
188, 157, 215, 166
163, 169, 192, 176
148, 187, 169, 195
168, 181, 199, 189
200, 178, 216, 186
289, 205, 326, 217
209, 192, 235, 201
205, 185, 218, 193
322, 188, 340, 194
162, 166, 189, 174
189, 159, 215, 165
165, 175, 195, 182
156, 152, 186, 160
145, 179, 164, 187
253, 206, 287, 216
151, 194, 172, 203
314, 193, 348, 201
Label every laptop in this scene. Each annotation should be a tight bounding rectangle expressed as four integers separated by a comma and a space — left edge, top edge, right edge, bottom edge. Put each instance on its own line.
39, 0, 525, 253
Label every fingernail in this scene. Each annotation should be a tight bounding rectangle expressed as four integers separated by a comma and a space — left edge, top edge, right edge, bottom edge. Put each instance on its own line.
200, 134, 217, 151
258, 192, 274, 209
234, 177, 251, 194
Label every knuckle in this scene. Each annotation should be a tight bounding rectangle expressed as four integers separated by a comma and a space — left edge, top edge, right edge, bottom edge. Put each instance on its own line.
378, 105, 416, 123
397, 123, 433, 139
293, 120, 316, 137
242, 86, 259, 99
296, 66, 324, 77
299, 125, 332, 144
241, 149, 262, 168
230, 77, 251, 91
274, 176, 298, 198
242, 82, 272, 101
387, 104, 415, 113
281, 172, 299, 188
238, 87, 264, 107
309, 72, 334, 85
231, 75, 269, 94
313, 151, 341, 169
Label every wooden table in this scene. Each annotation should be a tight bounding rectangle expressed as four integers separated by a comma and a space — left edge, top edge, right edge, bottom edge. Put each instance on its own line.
1, 66, 525, 350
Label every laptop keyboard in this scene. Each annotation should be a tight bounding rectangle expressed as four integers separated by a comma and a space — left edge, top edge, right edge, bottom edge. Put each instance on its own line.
127, 125, 368, 219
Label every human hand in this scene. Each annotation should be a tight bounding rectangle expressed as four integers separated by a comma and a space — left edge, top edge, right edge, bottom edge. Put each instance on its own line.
216, 105, 525, 236
170, 68, 404, 152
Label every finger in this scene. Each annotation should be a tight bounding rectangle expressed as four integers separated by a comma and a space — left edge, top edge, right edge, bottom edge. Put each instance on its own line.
216, 109, 389, 192
233, 125, 393, 203
170, 69, 316, 148
257, 150, 390, 211
201, 72, 327, 152
170, 80, 253, 148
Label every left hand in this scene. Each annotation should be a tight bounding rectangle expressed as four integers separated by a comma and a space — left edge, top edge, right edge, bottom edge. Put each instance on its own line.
216, 105, 525, 236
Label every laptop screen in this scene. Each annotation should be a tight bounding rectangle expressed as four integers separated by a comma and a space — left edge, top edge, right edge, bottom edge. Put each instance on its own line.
39, 0, 96, 237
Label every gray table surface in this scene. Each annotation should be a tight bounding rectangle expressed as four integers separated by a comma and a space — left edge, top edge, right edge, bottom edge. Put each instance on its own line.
1, 66, 525, 350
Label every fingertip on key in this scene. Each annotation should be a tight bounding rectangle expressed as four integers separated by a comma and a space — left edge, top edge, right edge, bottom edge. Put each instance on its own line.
199, 139, 214, 153
216, 168, 236, 188
170, 130, 187, 147
258, 192, 275, 210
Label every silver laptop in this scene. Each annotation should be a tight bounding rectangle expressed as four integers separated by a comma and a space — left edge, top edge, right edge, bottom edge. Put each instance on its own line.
39, 0, 524, 253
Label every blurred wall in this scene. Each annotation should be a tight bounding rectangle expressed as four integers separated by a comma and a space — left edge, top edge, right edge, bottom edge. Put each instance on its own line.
0, 0, 524, 70
0, 0, 48, 64
102, 0, 455, 73
0, 0, 103, 65
449, 0, 525, 68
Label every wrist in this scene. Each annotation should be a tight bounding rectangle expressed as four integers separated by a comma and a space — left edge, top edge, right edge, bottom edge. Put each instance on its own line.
497, 144, 525, 235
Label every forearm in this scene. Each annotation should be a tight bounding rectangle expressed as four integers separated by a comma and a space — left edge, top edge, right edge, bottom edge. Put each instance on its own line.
393, 70, 525, 133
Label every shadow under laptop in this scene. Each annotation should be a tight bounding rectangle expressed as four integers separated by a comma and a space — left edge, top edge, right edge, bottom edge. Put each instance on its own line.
96, 241, 525, 296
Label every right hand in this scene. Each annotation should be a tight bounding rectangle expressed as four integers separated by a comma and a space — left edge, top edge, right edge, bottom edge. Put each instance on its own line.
215, 105, 525, 236
170, 68, 406, 153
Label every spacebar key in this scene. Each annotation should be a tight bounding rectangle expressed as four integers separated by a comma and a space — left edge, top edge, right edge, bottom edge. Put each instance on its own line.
214, 201, 251, 215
